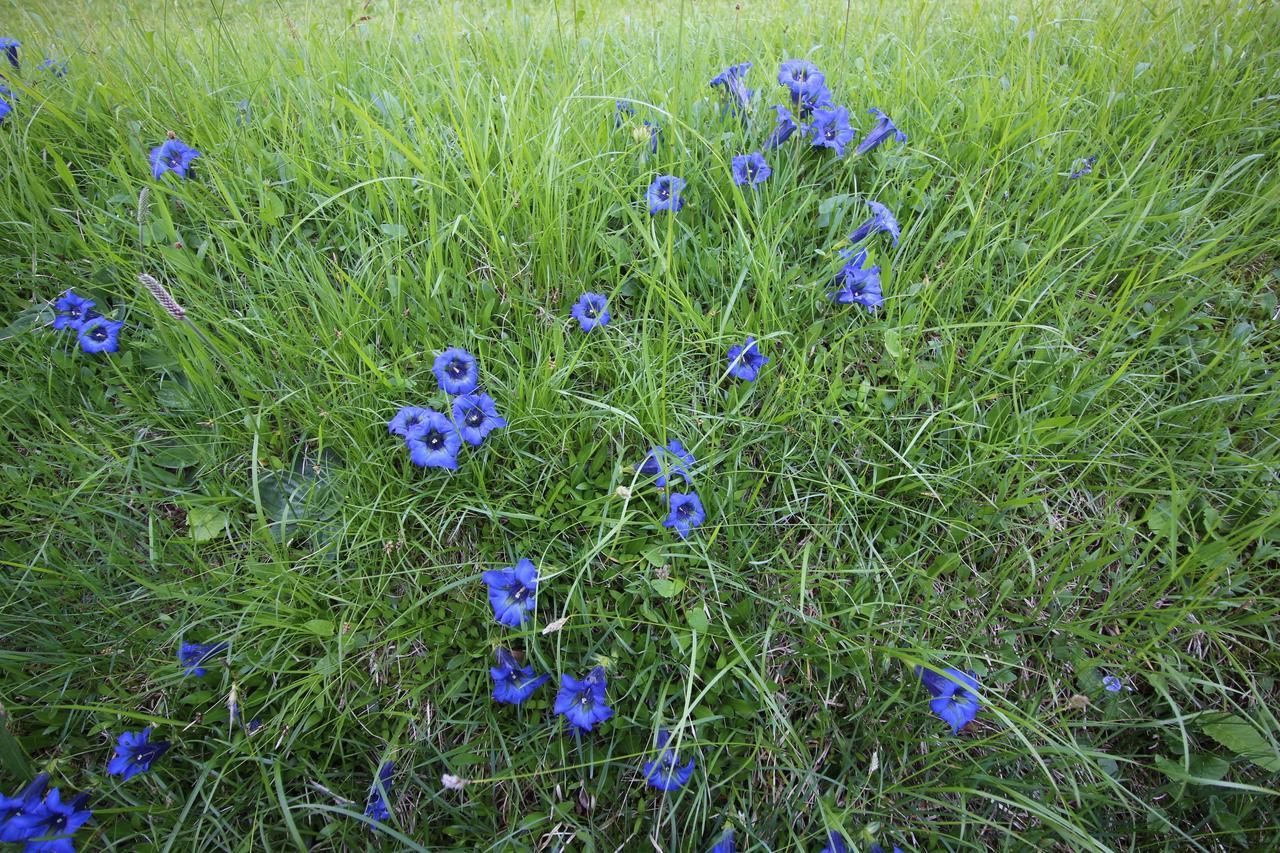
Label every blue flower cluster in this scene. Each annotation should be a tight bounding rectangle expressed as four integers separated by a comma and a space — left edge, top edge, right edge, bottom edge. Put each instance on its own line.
49, 290, 124, 354
387, 347, 507, 470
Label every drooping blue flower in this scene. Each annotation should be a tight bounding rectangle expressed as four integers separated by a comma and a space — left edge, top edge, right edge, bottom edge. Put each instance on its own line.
7, 788, 91, 853
571, 292, 611, 331
491, 648, 550, 705
809, 106, 856, 157
482, 558, 539, 628
710, 828, 736, 853
387, 405, 432, 438
854, 108, 907, 156
432, 347, 479, 395
828, 248, 883, 311
731, 152, 771, 188
178, 641, 229, 677
847, 200, 901, 248
37, 58, 68, 77
638, 439, 695, 488
916, 665, 982, 734
452, 392, 507, 446
149, 137, 201, 180
764, 104, 801, 149
76, 317, 123, 354
820, 831, 849, 853
778, 59, 824, 94
647, 175, 686, 214
726, 336, 769, 382
1068, 155, 1098, 179
364, 761, 395, 823
0, 38, 19, 69
613, 99, 635, 128
709, 62, 753, 116
643, 730, 696, 791
663, 491, 706, 539
553, 666, 612, 732
0, 774, 48, 843
1102, 675, 1122, 692
405, 410, 461, 469
106, 728, 170, 781
52, 290, 97, 331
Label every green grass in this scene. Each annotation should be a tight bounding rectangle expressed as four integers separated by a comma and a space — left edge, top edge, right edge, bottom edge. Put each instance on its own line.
2, 0, 1279, 849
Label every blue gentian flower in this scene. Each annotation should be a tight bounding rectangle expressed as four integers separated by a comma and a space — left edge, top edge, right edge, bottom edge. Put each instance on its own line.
0, 773, 48, 842
709, 62, 753, 116
643, 730, 696, 791
388, 405, 432, 438
726, 336, 769, 382
76, 317, 123, 354
916, 665, 982, 733
662, 491, 706, 539
1102, 675, 1122, 692
828, 248, 883, 311
778, 59, 824, 94
491, 648, 550, 705
638, 439, 695, 488
1069, 155, 1098, 179
107, 728, 171, 780
614, 99, 635, 128
710, 828, 736, 853
149, 137, 201, 180
571, 292, 610, 331
432, 347, 479, 394
731, 152, 771, 188
482, 558, 539, 627
847, 200, 901, 247
820, 832, 849, 853
452, 392, 507, 446
178, 641, 229, 677
647, 175, 686, 214
0, 38, 19, 69
52, 290, 97, 331
642, 119, 661, 154
38, 58, 67, 77
854, 108, 907, 156
764, 104, 801, 149
7, 788, 92, 853
405, 410, 461, 469
809, 106, 856, 157
553, 665, 612, 732
364, 761, 395, 823
0, 95, 10, 124
794, 78, 834, 119
869, 843, 904, 853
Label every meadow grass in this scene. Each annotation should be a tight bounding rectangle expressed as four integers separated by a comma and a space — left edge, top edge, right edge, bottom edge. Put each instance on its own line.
2, 0, 1279, 849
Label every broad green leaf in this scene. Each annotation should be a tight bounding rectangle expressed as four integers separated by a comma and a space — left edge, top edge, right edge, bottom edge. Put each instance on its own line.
301, 619, 334, 638
1200, 714, 1280, 772
188, 507, 229, 543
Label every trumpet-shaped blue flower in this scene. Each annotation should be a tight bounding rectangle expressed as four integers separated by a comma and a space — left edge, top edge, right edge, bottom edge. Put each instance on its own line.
828, 248, 883, 311
432, 347, 479, 395
809, 106, 856, 157
869, 843, 905, 853
491, 648, 550, 705
643, 730, 696, 791
710, 828, 736, 853
613, 99, 635, 128
0, 96, 10, 124
52, 290, 97, 331
764, 104, 801, 149
76, 317, 123, 354
452, 392, 507, 446
388, 405, 431, 438
0, 773, 48, 842
663, 491, 706, 539
916, 665, 982, 733
178, 641, 229, 677
364, 761, 395, 822
1069, 155, 1097, 179
639, 439, 695, 488
848, 200, 901, 247
855, 108, 906, 156
149, 137, 201, 180
405, 410, 461, 469
731, 152, 771, 187
571, 292, 611, 331
482, 558, 538, 627
710, 62, 753, 116
778, 59, 823, 94
7, 788, 92, 853
0, 38, 19, 69
554, 666, 612, 732
794, 78, 834, 119
647, 175, 686, 214
642, 119, 661, 154
107, 728, 170, 781
726, 336, 769, 382
820, 832, 849, 853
